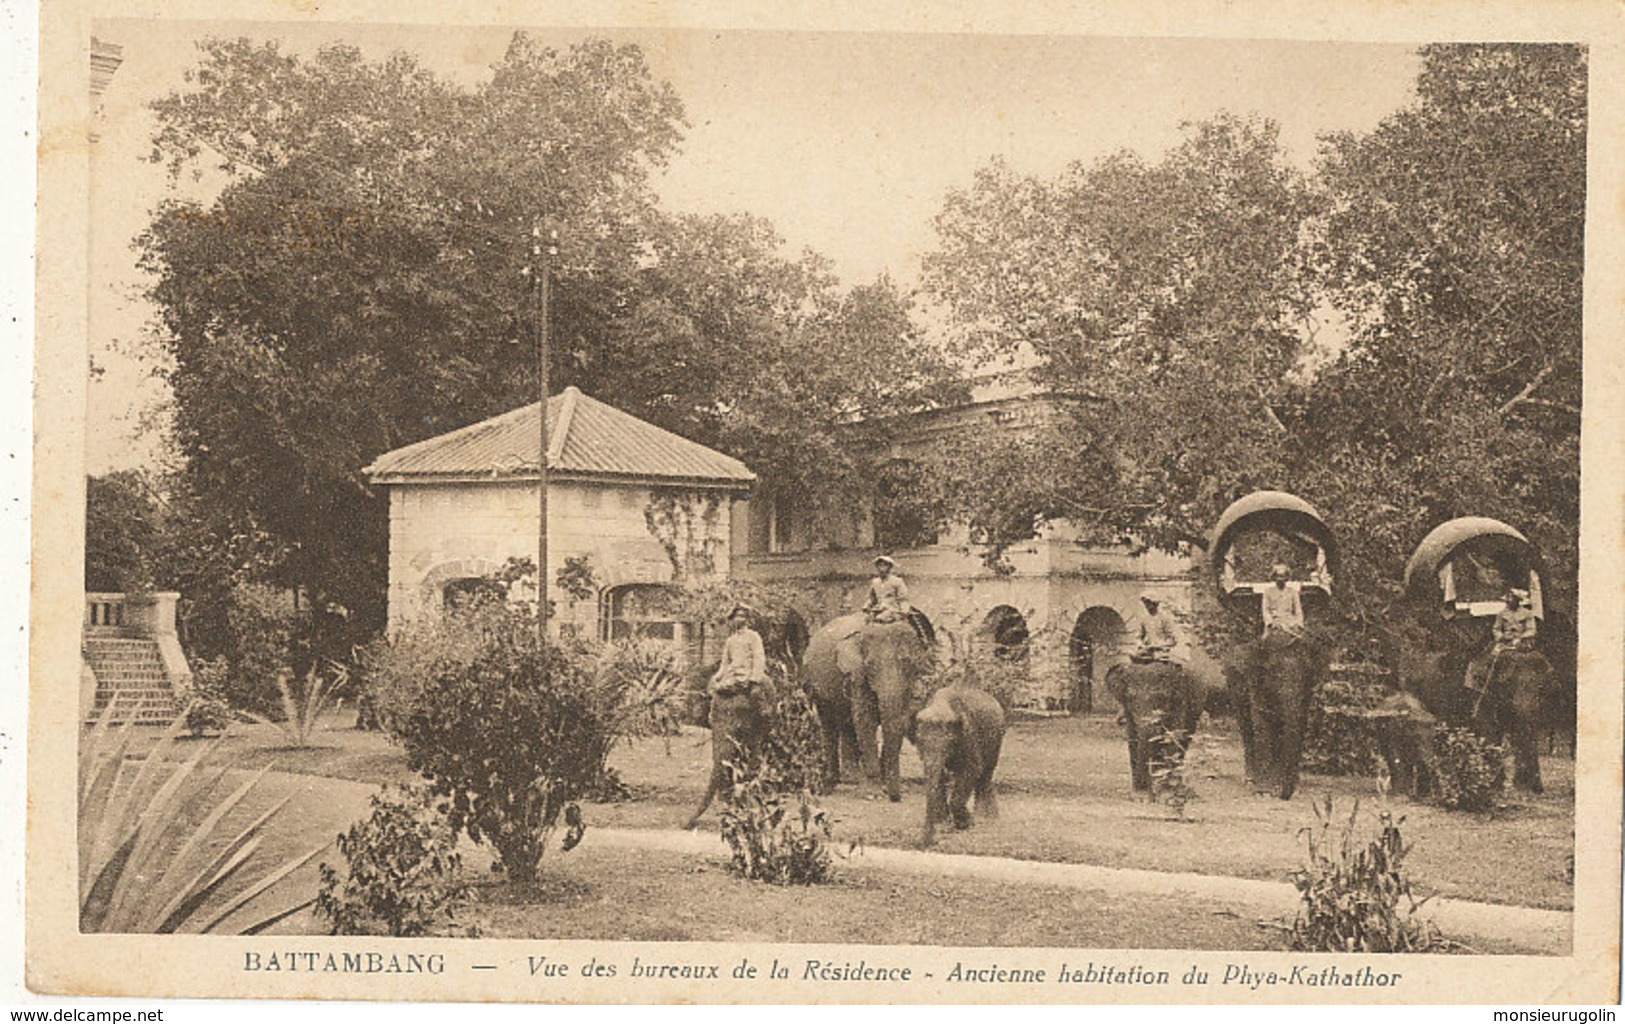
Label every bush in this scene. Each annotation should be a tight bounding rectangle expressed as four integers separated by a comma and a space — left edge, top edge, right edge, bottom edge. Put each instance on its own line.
1431, 726, 1507, 813
385, 599, 597, 884
316, 783, 470, 937
1303, 669, 1390, 776
174, 656, 235, 738
758, 665, 831, 794
1148, 724, 1205, 820
1287, 796, 1444, 952
718, 762, 834, 885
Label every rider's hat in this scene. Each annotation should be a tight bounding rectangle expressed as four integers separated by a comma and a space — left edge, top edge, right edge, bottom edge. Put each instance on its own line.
1507, 588, 1530, 602
1139, 591, 1160, 606
874, 555, 896, 569
1271, 562, 1291, 580
727, 603, 754, 621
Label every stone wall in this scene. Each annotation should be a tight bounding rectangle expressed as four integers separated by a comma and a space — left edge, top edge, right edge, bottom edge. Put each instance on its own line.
384, 478, 738, 636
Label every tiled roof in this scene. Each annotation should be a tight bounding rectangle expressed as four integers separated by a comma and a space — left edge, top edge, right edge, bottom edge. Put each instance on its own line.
365, 387, 754, 487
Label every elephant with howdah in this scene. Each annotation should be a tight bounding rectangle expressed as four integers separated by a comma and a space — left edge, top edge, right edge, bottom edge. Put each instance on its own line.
1105, 660, 1203, 796
802, 613, 935, 802
1396, 641, 1553, 793
908, 684, 1005, 846
684, 680, 775, 828
1224, 633, 1329, 800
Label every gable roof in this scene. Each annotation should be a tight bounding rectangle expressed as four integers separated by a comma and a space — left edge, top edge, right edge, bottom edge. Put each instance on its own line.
364, 387, 755, 488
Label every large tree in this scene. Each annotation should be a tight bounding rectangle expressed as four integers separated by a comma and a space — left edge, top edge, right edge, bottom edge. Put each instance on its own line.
923, 115, 1319, 554
139, 34, 959, 635
1306, 43, 1585, 626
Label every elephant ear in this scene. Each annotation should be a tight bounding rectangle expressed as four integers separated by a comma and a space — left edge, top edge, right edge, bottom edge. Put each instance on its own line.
836, 635, 864, 678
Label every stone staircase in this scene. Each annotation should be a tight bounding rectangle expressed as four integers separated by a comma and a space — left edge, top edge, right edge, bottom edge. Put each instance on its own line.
81, 592, 191, 724
82, 635, 178, 723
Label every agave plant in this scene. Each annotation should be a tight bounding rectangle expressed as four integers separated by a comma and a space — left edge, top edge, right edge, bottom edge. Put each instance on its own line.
79, 698, 328, 933
242, 661, 346, 748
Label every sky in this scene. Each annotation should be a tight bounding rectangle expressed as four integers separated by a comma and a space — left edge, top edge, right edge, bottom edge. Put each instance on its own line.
85, 20, 1425, 473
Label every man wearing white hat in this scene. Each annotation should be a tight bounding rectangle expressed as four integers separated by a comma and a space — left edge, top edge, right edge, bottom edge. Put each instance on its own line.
863, 555, 912, 624
1469, 586, 1538, 697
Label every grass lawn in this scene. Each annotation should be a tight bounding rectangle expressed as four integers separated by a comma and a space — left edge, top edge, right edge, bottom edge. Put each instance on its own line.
129, 705, 1574, 941
460, 844, 1286, 949
594, 713, 1576, 912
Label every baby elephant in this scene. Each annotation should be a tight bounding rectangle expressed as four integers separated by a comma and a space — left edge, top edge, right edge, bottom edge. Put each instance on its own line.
910, 685, 1006, 846
1371, 690, 1440, 800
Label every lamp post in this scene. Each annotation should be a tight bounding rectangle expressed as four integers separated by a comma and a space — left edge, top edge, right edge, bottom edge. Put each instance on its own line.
533, 221, 558, 639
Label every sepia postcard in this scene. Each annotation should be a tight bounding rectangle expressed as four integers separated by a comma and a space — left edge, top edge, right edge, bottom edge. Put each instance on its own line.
21, 0, 1625, 1006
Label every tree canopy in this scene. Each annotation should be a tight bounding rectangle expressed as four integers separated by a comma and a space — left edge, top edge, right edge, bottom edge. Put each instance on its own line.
138, 33, 959, 635
922, 45, 1586, 640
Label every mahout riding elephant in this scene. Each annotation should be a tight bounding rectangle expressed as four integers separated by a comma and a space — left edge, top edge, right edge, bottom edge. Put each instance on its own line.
1104, 660, 1202, 796
908, 684, 1005, 846
1370, 690, 1440, 800
1393, 642, 1553, 793
1224, 633, 1328, 800
802, 613, 935, 801
685, 682, 775, 828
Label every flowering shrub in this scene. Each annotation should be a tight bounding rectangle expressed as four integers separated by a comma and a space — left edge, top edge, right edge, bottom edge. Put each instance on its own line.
1430, 726, 1507, 813
1287, 796, 1444, 952
718, 762, 834, 885
385, 596, 597, 884
316, 783, 470, 937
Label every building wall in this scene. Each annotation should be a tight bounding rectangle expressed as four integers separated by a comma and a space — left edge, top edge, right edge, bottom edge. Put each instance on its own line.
742, 533, 1218, 711
385, 478, 737, 637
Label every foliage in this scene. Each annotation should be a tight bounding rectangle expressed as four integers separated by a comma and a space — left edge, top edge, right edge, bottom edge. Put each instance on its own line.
1287, 797, 1444, 952
85, 470, 163, 592
924, 114, 1314, 558
243, 662, 346, 748
173, 656, 235, 738
1430, 726, 1507, 813
919, 48, 1584, 652
717, 761, 835, 885
383, 594, 595, 883
1303, 670, 1390, 776
315, 783, 470, 937
757, 669, 831, 795
1147, 725, 1201, 820
79, 705, 325, 933
1304, 43, 1584, 629
555, 555, 598, 602
138, 38, 963, 639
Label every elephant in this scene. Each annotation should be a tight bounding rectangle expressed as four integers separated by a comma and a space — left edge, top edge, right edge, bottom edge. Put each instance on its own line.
1370, 690, 1440, 799
1394, 642, 1553, 793
685, 683, 774, 828
802, 613, 935, 801
908, 684, 1005, 846
1104, 660, 1203, 796
1224, 633, 1328, 800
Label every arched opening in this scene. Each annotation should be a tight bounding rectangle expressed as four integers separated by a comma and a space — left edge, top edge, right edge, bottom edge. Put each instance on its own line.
976, 606, 1030, 663
1069, 606, 1126, 716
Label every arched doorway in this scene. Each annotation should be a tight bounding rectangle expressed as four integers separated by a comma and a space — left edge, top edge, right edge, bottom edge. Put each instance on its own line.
976, 606, 1030, 662
1069, 606, 1126, 715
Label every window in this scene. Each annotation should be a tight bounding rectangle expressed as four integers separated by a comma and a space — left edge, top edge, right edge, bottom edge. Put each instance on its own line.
601, 584, 695, 662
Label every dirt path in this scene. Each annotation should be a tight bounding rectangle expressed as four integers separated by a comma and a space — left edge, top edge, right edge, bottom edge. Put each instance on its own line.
583, 825, 1570, 955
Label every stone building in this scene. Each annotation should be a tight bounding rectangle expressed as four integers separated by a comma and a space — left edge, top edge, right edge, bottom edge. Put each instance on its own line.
364, 387, 754, 645
738, 376, 1215, 711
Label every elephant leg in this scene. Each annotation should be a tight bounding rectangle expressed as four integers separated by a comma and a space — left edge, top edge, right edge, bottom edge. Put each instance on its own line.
1129, 729, 1153, 794
851, 688, 882, 782
1507, 687, 1545, 794
976, 742, 1001, 819
949, 769, 975, 829
814, 701, 844, 790
1275, 698, 1309, 801
880, 722, 906, 803
1249, 697, 1277, 795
